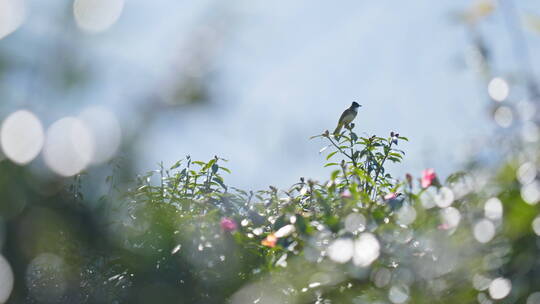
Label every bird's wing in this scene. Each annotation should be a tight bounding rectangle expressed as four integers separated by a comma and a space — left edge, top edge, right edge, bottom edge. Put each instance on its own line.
337, 109, 350, 124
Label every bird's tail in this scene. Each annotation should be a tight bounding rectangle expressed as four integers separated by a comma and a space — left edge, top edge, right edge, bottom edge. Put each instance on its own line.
333, 123, 343, 136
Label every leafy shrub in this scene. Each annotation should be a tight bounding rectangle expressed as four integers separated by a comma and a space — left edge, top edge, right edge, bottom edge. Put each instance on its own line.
6, 126, 540, 304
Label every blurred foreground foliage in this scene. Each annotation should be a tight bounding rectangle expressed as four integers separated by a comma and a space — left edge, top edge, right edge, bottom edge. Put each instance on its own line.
3, 127, 540, 304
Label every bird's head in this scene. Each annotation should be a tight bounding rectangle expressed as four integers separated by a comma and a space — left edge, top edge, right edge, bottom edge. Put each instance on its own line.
351, 101, 361, 109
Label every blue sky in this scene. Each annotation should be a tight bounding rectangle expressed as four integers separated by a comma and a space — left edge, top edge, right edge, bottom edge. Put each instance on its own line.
132, 0, 493, 189
4, 0, 540, 189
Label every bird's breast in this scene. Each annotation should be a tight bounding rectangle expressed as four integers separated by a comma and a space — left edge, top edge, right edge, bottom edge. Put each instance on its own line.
342, 112, 357, 123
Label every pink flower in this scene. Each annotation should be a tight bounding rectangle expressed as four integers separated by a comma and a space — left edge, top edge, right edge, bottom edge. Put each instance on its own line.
438, 223, 450, 230
421, 169, 437, 188
220, 217, 237, 232
340, 190, 352, 199
384, 192, 398, 200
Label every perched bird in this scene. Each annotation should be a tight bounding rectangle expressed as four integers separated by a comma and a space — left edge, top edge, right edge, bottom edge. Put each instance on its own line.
333, 101, 361, 136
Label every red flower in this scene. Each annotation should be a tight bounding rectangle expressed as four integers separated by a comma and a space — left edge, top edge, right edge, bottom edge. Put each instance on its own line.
261, 234, 277, 248
421, 169, 436, 188
220, 217, 237, 232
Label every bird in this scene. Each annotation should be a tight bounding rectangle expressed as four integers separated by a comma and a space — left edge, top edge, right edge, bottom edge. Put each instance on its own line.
333, 101, 361, 136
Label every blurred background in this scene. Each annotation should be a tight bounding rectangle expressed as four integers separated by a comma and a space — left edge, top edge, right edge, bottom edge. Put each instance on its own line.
3, 0, 540, 190
2, 0, 540, 303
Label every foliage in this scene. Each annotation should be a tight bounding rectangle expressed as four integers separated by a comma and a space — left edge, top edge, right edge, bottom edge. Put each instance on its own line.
3, 126, 540, 303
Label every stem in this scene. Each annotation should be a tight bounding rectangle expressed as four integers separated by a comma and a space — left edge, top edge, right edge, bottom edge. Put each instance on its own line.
327, 136, 354, 162
342, 165, 349, 186
371, 141, 394, 200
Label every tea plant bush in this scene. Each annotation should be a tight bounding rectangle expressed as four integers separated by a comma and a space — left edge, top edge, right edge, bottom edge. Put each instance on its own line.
5, 126, 540, 303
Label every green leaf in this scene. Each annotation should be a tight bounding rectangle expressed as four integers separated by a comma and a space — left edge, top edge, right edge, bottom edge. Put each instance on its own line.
324, 163, 339, 167
326, 151, 338, 160
446, 171, 467, 184
203, 158, 217, 171
295, 214, 309, 235
331, 170, 340, 180
170, 160, 182, 170
219, 166, 231, 174
213, 177, 227, 189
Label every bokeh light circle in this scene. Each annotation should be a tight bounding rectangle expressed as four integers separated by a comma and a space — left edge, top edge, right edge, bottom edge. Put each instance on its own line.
488, 277, 511, 300
372, 268, 391, 288
345, 213, 366, 233
73, 0, 124, 33
388, 284, 409, 304
435, 187, 454, 208
396, 204, 416, 226
532, 216, 540, 236
473, 219, 495, 243
353, 233, 380, 267
493, 106, 513, 128
327, 238, 353, 264
527, 292, 540, 304
488, 77, 509, 102
43, 117, 94, 176
484, 197, 503, 220
521, 181, 540, 205
473, 273, 491, 291
79, 106, 121, 164
517, 162, 537, 185
0, 255, 13, 303
522, 122, 539, 142
1, 110, 44, 165
26, 253, 67, 303
440, 207, 461, 230
0, 0, 26, 40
